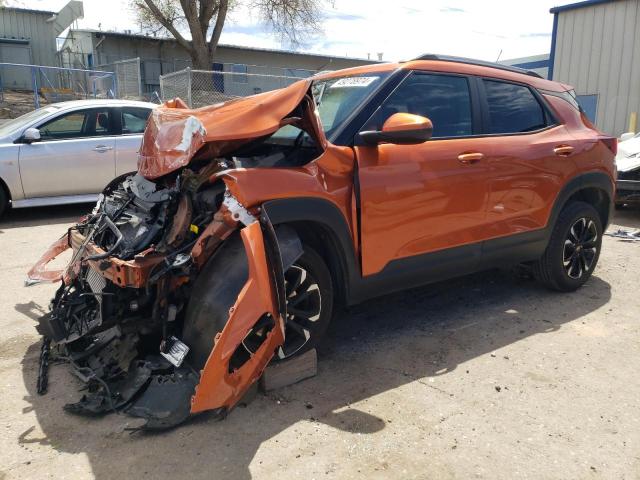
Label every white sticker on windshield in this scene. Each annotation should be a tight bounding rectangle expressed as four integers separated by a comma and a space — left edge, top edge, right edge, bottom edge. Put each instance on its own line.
330, 77, 378, 88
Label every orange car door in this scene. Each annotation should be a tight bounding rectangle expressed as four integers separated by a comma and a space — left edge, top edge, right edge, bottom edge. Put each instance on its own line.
355, 72, 495, 276
478, 79, 579, 243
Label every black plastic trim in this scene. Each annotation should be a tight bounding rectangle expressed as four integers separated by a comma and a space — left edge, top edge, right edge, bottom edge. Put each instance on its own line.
262, 198, 360, 302
412, 54, 543, 79
546, 171, 614, 230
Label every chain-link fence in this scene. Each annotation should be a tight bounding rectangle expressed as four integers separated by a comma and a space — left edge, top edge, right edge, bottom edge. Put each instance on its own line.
96, 58, 142, 99
0, 63, 117, 117
160, 67, 313, 108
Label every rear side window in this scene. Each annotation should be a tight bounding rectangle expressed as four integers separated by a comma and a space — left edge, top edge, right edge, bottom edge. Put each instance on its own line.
368, 72, 473, 138
121, 107, 151, 134
483, 80, 547, 134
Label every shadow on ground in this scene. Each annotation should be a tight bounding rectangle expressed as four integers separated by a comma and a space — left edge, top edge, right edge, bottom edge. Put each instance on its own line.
611, 205, 640, 229
0, 203, 91, 230
19, 266, 611, 479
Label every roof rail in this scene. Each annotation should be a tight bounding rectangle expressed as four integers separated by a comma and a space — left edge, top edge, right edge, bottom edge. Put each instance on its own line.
411, 54, 544, 79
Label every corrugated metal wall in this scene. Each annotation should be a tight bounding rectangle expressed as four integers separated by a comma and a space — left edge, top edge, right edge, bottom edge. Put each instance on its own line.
0, 8, 58, 67
552, 0, 640, 135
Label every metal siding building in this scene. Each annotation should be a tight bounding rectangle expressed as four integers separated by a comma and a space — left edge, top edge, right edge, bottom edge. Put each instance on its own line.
0, 2, 83, 68
60, 29, 376, 93
500, 54, 550, 80
550, 0, 640, 135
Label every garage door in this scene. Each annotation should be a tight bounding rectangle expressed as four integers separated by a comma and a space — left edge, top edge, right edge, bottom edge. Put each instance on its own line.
0, 41, 32, 89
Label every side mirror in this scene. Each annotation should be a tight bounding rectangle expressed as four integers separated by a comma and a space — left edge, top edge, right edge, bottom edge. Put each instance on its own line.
21, 127, 41, 144
358, 113, 433, 145
620, 132, 635, 142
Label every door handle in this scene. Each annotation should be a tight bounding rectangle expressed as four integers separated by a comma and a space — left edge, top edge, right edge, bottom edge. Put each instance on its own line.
553, 145, 574, 156
458, 152, 484, 164
93, 145, 113, 152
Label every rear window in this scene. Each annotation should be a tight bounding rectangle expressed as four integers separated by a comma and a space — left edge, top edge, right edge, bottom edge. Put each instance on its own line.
483, 80, 547, 134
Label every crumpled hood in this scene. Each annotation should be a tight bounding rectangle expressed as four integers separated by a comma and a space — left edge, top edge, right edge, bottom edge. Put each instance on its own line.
138, 79, 325, 179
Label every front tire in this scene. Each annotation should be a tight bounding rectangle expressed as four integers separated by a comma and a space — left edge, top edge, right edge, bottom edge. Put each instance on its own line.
182, 234, 333, 370
277, 246, 333, 360
534, 201, 603, 292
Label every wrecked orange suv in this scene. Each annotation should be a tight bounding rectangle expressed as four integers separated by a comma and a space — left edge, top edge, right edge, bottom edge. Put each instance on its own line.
28, 55, 616, 429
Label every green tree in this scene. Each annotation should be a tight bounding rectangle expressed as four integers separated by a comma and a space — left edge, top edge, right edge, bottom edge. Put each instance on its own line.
132, 0, 328, 69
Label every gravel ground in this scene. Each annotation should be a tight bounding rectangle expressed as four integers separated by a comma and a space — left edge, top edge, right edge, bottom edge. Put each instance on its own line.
1, 204, 639, 480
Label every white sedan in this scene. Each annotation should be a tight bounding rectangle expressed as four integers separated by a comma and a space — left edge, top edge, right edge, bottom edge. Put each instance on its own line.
0, 99, 157, 217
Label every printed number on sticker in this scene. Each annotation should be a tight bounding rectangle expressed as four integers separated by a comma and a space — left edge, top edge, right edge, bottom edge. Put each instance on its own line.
330, 77, 378, 88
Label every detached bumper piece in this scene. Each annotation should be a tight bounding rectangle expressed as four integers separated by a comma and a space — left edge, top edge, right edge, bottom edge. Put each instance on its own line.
49, 324, 199, 430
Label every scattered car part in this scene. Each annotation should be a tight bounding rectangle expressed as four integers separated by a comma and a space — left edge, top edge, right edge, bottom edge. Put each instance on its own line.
605, 228, 640, 241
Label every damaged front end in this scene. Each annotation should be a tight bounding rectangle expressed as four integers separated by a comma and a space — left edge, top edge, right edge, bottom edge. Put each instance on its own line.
27, 80, 324, 429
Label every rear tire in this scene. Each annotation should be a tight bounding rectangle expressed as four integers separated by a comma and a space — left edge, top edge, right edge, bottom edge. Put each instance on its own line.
0, 187, 7, 219
534, 201, 602, 292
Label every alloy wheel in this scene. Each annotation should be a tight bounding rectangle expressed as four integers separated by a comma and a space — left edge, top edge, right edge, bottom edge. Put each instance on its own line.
563, 217, 598, 279
276, 264, 322, 359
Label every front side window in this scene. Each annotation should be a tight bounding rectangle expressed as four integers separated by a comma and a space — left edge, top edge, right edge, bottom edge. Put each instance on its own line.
365, 72, 473, 138
121, 107, 151, 134
39, 108, 112, 140
483, 80, 547, 134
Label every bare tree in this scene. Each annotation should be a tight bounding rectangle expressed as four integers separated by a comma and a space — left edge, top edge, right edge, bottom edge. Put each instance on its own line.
131, 0, 327, 70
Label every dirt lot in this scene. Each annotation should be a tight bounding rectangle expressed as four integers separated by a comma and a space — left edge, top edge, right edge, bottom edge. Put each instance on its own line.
1, 204, 639, 480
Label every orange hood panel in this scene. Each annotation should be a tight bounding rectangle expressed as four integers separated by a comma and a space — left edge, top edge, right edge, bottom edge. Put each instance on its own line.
138, 79, 324, 179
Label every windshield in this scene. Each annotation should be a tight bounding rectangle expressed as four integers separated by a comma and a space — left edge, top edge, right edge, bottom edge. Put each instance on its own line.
0, 106, 61, 137
312, 73, 390, 137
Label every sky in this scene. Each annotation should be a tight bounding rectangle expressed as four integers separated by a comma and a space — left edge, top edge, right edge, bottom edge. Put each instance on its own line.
8, 0, 566, 62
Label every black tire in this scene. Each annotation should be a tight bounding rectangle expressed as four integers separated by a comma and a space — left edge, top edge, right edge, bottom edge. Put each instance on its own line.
534, 201, 603, 292
182, 233, 333, 370
0, 187, 7, 219
279, 245, 333, 360
614, 203, 625, 210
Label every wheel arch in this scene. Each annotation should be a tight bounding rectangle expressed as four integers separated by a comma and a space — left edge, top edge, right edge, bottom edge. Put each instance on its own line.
548, 172, 614, 233
262, 198, 360, 307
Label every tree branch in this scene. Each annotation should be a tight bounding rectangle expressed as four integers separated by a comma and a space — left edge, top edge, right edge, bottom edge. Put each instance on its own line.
137, 0, 191, 51
200, 0, 218, 33
208, 0, 229, 59
179, 0, 205, 49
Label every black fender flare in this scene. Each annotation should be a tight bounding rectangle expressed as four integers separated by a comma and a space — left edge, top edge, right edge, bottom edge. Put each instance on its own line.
546, 171, 614, 233
262, 197, 360, 304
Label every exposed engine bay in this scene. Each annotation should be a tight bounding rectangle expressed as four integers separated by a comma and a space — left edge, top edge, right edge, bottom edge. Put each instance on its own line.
26, 82, 326, 429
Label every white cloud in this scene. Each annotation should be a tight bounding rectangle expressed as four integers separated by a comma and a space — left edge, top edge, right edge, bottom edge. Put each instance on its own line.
9, 0, 560, 61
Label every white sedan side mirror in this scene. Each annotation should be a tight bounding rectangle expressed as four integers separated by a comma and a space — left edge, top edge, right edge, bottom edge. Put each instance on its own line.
22, 127, 41, 144
620, 132, 635, 142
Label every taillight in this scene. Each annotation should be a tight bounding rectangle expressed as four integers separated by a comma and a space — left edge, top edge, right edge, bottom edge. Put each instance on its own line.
601, 137, 617, 156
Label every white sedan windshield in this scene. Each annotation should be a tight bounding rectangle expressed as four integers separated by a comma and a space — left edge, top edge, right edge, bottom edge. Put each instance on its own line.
0, 106, 61, 137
